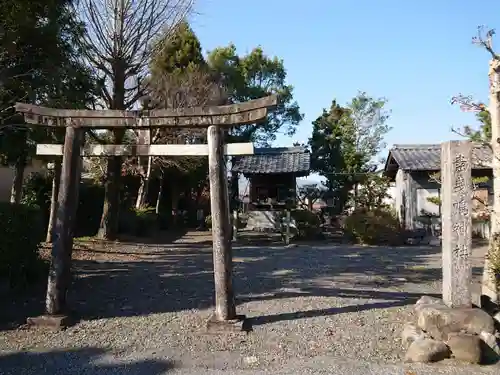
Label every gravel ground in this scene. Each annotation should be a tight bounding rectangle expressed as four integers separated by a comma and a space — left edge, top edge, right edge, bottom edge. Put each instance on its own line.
0, 233, 497, 374
2, 350, 500, 375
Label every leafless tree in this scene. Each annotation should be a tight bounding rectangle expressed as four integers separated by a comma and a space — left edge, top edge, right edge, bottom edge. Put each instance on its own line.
131, 67, 226, 210
472, 26, 499, 60
451, 25, 500, 309
76, 0, 195, 239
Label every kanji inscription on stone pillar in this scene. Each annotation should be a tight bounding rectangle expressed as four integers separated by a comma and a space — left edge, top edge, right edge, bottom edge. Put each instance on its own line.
441, 140, 473, 308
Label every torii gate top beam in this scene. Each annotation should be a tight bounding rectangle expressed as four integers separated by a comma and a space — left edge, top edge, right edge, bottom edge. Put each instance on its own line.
14, 95, 278, 128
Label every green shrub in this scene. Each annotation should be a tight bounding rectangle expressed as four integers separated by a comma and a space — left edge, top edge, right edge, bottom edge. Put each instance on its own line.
22, 171, 105, 237
118, 208, 137, 234
75, 183, 104, 237
290, 209, 322, 240
0, 203, 47, 288
134, 206, 157, 236
22, 171, 52, 232
344, 207, 402, 245
205, 214, 212, 229
119, 206, 157, 236
22, 171, 53, 209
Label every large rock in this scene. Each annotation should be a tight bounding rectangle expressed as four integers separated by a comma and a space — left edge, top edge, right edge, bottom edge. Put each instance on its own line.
414, 295, 445, 313
405, 338, 450, 363
417, 303, 496, 340
446, 332, 481, 364
494, 312, 500, 327
401, 322, 428, 348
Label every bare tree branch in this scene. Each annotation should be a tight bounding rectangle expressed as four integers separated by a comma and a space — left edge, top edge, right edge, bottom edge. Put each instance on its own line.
450, 94, 487, 113
122, 67, 226, 179
77, 0, 195, 110
472, 26, 500, 60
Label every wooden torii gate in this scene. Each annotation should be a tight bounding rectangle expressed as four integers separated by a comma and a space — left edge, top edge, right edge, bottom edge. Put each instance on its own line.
15, 95, 278, 331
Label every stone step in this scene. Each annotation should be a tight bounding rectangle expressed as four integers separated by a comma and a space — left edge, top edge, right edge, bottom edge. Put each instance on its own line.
245, 211, 296, 232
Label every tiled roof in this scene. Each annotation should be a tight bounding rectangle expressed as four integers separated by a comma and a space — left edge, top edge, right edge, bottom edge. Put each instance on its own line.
232, 146, 310, 175
385, 143, 492, 171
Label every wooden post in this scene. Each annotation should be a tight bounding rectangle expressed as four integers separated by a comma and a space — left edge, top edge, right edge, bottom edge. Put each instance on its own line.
207, 125, 237, 323
45, 126, 83, 317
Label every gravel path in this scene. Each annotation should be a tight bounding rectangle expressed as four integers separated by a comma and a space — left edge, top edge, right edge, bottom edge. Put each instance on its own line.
0, 234, 497, 373
2, 350, 500, 375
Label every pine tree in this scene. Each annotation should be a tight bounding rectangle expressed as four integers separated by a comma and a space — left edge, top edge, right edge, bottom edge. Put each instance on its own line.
150, 21, 206, 76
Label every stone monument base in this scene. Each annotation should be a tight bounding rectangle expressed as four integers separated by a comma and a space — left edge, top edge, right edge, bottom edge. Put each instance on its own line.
206, 314, 249, 333
26, 314, 73, 331
401, 296, 500, 364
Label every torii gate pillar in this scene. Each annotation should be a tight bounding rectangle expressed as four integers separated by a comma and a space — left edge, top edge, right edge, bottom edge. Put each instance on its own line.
205, 126, 246, 331
15, 95, 278, 332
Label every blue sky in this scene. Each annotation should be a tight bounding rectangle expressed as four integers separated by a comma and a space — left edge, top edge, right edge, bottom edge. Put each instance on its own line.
190, 0, 499, 155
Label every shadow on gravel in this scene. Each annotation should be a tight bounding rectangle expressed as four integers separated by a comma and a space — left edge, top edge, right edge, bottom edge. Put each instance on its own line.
1, 243, 485, 327
251, 300, 414, 326
78, 228, 205, 247
246, 289, 442, 326
0, 347, 176, 375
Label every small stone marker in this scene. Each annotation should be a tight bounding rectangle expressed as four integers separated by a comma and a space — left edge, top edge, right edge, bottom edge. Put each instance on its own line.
441, 140, 473, 308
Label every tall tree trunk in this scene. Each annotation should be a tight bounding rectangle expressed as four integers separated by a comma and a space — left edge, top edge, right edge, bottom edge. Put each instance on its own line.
230, 169, 239, 212
482, 59, 500, 310
352, 182, 359, 210
98, 155, 122, 240
98, 71, 125, 240
171, 184, 179, 227
135, 156, 153, 209
10, 154, 26, 204
46, 159, 62, 243
136, 176, 146, 209
156, 175, 164, 214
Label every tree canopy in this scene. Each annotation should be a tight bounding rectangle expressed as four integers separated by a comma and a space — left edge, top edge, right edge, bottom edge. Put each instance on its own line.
207, 44, 303, 145
309, 92, 391, 213
0, 0, 96, 166
150, 21, 206, 77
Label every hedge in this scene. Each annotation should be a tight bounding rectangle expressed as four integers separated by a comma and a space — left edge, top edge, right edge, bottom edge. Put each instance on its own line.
22, 171, 104, 237
0, 202, 47, 288
344, 207, 403, 245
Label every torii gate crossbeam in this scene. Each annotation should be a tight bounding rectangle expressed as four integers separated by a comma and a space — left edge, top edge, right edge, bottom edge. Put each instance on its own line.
15, 94, 278, 333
